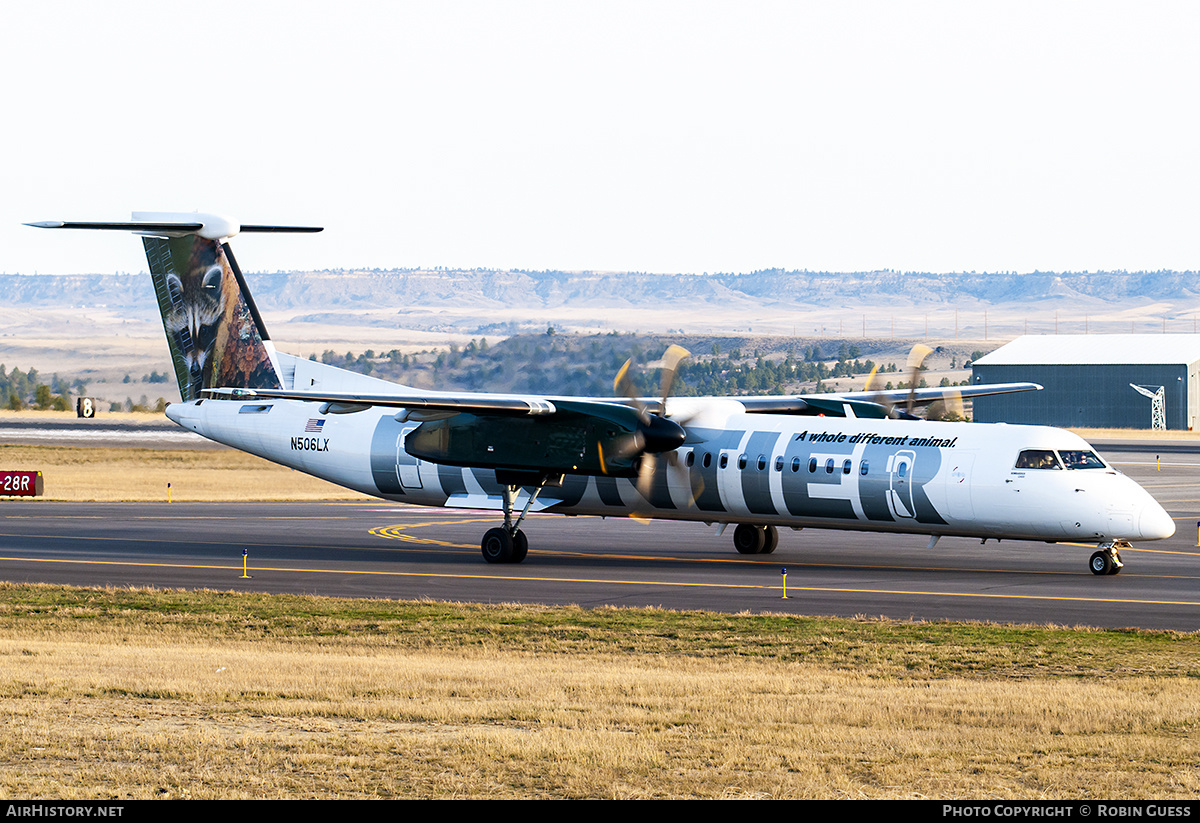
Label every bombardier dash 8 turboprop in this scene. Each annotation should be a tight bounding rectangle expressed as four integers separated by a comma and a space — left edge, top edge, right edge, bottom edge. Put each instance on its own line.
28, 213, 1175, 574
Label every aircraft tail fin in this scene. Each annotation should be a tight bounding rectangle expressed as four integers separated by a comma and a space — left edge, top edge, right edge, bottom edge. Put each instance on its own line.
28, 212, 321, 401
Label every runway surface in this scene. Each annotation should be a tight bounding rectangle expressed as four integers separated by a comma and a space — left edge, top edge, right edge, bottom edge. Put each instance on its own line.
1, 440, 1198, 630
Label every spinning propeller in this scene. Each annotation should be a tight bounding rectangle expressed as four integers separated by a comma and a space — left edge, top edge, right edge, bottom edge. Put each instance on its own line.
612, 345, 703, 508
862, 343, 960, 420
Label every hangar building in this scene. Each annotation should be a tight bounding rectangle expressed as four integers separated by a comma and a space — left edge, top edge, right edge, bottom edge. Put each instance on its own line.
971, 335, 1200, 430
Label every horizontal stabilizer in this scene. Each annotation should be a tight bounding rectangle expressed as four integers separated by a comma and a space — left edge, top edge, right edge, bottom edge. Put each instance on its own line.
27, 212, 321, 240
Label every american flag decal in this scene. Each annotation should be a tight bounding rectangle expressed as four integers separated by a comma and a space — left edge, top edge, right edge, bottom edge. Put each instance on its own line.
305, 419, 325, 433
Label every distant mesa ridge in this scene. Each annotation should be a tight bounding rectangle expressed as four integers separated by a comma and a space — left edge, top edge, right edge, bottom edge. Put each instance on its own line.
3, 269, 1198, 311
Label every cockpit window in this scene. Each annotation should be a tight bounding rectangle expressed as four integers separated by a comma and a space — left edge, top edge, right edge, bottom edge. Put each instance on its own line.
1014, 449, 1062, 470
1059, 450, 1106, 470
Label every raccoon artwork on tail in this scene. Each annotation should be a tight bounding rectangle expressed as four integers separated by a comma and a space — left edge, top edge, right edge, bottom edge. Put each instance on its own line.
144, 233, 280, 401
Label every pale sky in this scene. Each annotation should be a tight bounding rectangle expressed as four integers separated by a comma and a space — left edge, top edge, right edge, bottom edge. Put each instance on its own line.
4, 1, 1200, 276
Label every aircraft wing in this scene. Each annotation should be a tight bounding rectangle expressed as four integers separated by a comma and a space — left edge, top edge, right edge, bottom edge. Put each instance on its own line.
734, 381, 1042, 416
208, 386, 561, 417
210, 386, 686, 477
213, 380, 1041, 420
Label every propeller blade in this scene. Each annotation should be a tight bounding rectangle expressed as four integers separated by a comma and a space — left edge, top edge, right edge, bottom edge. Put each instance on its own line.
945, 388, 964, 420
614, 344, 691, 518
864, 363, 881, 394
862, 363, 892, 416
614, 356, 650, 423
627, 454, 659, 524
667, 453, 704, 509
636, 453, 658, 499
657, 344, 690, 410
905, 344, 934, 414
613, 357, 634, 397
610, 430, 646, 461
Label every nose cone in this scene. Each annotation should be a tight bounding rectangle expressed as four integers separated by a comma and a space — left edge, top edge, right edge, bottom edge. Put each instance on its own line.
1139, 502, 1176, 540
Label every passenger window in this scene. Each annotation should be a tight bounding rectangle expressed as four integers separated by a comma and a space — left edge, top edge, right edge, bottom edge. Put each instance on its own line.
860, 460, 869, 476
808, 458, 817, 473
825, 458, 834, 474
1015, 449, 1062, 470
737, 454, 747, 470
757, 454, 767, 471
685, 451, 695, 467
720, 454, 728, 469
702, 452, 712, 468
842, 459, 852, 475
775, 456, 784, 472
791, 457, 801, 472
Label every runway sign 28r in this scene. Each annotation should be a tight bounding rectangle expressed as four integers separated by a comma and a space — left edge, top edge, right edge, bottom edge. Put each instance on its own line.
1, 471, 43, 497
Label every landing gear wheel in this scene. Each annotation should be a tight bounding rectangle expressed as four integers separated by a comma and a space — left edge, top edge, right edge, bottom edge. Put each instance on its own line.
482, 528, 514, 564
761, 525, 779, 555
1089, 550, 1113, 576
733, 523, 766, 555
511, 530, 529, 564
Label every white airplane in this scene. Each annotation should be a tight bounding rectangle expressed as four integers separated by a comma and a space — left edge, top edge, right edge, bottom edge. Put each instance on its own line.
28, 213, 1175, 575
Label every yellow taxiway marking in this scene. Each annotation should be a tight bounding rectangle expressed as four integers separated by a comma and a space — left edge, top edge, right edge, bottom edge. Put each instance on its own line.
0, 515, 362, 521
369, 524, 1200, 582
0, 554, 774, 591
2, 555, 1199, 607
8, 530, 1198, 582
371, 519, 495, 548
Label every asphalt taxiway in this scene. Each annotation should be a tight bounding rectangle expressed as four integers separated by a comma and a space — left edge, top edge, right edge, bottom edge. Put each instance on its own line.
1, 440, 1197, 630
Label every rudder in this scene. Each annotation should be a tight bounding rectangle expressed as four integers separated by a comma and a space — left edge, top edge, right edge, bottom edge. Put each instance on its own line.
143, 233, 280, 401
26, 212, 321, 402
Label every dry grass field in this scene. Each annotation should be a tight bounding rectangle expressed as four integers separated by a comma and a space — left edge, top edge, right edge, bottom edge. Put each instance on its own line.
2, 426, 1198, 798
0, 585, 1197, 799
0, 443, 371, 502
1072, 427, 1200, 441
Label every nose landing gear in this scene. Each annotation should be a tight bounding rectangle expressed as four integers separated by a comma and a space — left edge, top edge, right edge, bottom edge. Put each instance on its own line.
1089, 540, 1128, 575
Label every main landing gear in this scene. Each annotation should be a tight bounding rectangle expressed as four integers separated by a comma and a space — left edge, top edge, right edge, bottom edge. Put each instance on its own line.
733, 524, 779, 555
482, 526, 528, 564
1089, 540, 1128, 576
481, 481, 549, 564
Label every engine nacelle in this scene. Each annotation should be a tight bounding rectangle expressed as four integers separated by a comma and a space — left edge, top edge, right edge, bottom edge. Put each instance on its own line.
403, 400, 678, 477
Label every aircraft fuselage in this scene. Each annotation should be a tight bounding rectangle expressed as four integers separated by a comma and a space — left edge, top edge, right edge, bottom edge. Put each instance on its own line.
166, 397, 1174, 546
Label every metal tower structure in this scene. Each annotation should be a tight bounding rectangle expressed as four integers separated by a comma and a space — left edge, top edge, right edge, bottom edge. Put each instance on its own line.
1129, 384, 1166, 430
